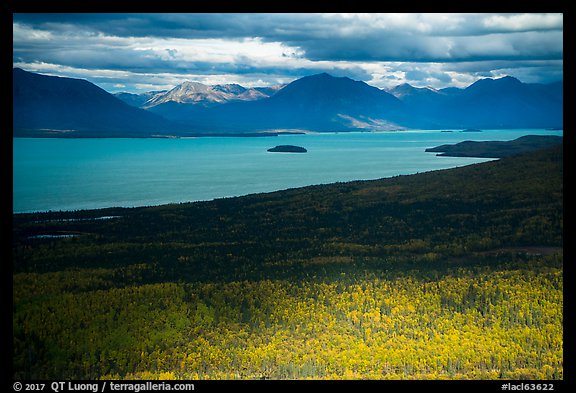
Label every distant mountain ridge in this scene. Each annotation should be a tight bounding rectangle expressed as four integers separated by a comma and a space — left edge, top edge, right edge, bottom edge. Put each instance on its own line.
143, 73, 409, 132
114, 91, 167, 108
386, 76, 563, 129
14, 68, 563, 137
115, 81, 285, 109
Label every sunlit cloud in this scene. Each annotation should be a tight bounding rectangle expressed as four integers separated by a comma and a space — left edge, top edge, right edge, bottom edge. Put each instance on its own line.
13, 13, 563, 93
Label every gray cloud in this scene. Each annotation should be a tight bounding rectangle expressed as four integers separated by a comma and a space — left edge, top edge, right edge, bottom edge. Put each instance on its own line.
12, 13, 563, 92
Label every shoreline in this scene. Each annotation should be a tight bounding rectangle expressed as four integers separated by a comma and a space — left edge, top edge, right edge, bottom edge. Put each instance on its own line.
13, 155, 495, 216
13, 129, 562, 215
12, 127, 562, 139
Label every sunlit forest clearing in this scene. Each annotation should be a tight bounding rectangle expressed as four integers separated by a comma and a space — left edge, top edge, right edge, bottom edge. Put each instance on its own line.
12, 145, 563, 380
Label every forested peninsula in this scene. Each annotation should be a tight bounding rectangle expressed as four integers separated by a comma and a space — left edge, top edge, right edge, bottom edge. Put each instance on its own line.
425, 135, 562, 158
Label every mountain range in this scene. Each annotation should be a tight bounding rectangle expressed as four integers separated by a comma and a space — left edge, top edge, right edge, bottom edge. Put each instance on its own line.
135, 81, 284, 109
13, 68, 563, 137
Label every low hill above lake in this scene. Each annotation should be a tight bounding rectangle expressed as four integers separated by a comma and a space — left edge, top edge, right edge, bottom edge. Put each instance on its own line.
425, 135, 563, 158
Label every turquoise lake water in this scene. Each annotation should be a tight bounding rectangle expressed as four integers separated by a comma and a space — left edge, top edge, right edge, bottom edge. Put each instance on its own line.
13, 129, 562, 213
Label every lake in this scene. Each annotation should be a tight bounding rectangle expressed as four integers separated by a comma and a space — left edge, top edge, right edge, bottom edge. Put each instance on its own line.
12, 129, 563, 213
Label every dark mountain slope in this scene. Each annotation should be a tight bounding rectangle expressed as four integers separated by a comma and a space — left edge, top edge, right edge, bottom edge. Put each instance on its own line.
386, 76, 563, 129
435, 76, 563, 129
13, 68, 178, 137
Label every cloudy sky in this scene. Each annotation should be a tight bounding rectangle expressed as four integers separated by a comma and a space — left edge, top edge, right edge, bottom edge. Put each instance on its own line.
12, 13, 563, 93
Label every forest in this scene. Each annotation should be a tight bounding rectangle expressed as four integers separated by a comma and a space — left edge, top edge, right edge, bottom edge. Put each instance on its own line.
12, 144, 563, 380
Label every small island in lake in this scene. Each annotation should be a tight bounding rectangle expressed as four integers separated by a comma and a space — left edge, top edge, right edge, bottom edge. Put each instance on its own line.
267, 145, 308, 153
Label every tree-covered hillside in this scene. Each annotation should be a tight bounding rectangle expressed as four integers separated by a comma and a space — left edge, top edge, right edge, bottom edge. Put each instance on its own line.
12, 144, 563, 380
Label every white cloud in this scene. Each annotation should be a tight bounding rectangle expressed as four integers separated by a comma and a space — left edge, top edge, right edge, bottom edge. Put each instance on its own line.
483, 13, 563, 31
135, 36, 304, 66
13, 22, 53, 41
